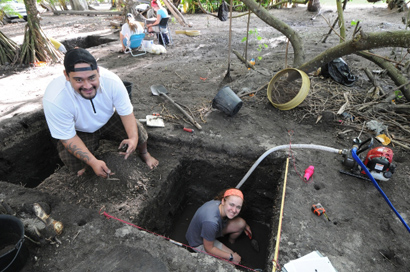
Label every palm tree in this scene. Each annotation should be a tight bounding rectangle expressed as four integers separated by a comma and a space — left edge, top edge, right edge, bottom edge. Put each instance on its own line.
19, 0, 62, 65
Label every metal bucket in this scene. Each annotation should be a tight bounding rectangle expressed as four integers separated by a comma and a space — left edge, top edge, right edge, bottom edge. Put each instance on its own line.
212, 86, 243, 116
0, 215, 28, 272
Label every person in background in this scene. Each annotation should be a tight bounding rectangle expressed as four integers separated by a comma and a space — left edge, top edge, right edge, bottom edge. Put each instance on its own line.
146, 0, 168, 33
120, 13, 144, 53
185, 188, 251, 265
43, 48, 159, 178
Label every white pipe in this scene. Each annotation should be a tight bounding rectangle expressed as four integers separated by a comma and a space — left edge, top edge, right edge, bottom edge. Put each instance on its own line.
235, 144, 343, 189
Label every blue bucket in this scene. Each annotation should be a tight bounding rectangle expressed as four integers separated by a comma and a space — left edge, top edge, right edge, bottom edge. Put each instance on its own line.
212, 86, 243, 116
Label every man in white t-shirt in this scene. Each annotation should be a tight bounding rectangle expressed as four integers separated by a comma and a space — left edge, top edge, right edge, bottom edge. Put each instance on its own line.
43, 48, 159, 178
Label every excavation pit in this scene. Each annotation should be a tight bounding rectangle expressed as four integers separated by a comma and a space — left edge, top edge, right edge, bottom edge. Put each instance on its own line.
0, 112, 284, 271
0, 113, 61, 188
62, 35, 116, 51
139, 157, 284, 271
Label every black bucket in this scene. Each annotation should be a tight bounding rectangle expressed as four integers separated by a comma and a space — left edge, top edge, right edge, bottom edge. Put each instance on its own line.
212, 86, 243, 116
0, 215, 28, 272
122, 81, 133, 99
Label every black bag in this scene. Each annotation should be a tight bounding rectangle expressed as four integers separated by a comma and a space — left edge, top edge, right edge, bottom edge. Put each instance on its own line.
321, 58, 356, 87
217, 0, 229, 21
158, 33, 169, 46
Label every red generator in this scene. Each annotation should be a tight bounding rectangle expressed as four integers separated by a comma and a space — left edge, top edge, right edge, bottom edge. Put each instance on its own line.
361, 146, 395, 181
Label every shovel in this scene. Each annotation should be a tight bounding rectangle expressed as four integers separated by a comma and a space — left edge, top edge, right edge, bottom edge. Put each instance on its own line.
150, 85, 202, 130
244, 229, 260, 252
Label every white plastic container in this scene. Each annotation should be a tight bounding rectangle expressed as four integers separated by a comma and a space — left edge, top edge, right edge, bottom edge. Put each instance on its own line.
142, 40, 153, 51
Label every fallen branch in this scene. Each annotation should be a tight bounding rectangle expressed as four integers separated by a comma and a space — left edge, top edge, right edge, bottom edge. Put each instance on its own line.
232, 49, 255, 70
364, 67, 385, 97
391, 139, 410, 150
336, 92, 350, 115
196, 0, 217, 18
110, 21, 121, 28
53, 10, 123, 15
239, 81, 269, 98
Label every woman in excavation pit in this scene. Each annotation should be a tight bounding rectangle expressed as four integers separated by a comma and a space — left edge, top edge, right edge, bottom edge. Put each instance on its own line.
185, 188, 252, 264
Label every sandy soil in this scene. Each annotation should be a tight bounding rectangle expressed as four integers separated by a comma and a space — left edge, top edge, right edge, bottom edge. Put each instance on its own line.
1, 2, 410, 272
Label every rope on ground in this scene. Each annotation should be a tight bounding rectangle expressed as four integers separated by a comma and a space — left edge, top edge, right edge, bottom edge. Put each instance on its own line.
272, 157, 289, 272
287, 130, 310, 184
100, 211, 259, 271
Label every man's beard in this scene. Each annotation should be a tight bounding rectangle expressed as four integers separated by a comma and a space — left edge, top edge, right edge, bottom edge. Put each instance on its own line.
79, 86, 97, 100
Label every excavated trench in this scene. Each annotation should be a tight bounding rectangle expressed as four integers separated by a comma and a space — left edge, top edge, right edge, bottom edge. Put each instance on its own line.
137, 157, 284, 271
62, 35, 117, 51
0, 112, 61, 188
0, 109, 285, 271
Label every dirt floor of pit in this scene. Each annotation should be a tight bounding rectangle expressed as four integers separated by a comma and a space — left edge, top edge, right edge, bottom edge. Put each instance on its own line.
1, 2, 410, 272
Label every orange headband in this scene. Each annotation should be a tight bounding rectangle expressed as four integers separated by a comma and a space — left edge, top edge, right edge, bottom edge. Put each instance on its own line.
224, 189, 244, 200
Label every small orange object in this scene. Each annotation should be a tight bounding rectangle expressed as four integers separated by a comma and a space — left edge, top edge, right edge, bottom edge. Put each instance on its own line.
34, 61, 47, 67
248, 58, 255, 70
312, 203, 330, 221
183, 128, 194, 133
199, 77, 207, 81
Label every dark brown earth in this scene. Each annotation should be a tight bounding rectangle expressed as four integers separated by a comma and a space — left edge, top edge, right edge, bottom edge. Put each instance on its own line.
1, 2, 410, 272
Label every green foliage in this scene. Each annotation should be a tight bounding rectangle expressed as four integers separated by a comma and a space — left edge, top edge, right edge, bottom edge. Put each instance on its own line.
394, 90, 403, 99
242, 28, 268, 60
178, 0, 273, 14
0, 0, 23, 19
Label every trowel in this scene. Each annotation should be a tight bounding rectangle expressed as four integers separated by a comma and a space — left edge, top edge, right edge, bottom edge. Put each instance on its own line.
139, 115, 165, 127
244, 229, 260, 252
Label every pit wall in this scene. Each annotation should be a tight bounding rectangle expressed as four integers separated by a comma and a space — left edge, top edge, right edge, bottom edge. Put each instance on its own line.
0, 110, 60, 187
136, 153, 285, 271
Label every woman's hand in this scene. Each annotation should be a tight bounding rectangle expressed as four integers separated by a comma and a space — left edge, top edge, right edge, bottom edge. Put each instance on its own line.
244, 224, 252, 237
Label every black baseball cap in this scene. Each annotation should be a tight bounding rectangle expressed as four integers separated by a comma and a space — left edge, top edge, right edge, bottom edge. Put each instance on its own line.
64, 48, 98, 74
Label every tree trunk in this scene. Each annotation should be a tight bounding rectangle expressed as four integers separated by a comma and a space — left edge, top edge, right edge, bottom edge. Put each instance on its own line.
162, 0, 191, 27
358, 51, 410, 102
0, 31, 19, 65
241, 0, 305, 67
53, 10, 122, 15
298, 30, 410, 73
40, 1, 55, 12
336, 0, 345, 42
69, 0, 89, 11
20, 0, 62, 65
59, 0, 68, 10
307, 0, 320, 12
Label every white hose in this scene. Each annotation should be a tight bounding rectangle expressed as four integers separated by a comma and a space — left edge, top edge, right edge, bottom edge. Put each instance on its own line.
235, 144, 343, 189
